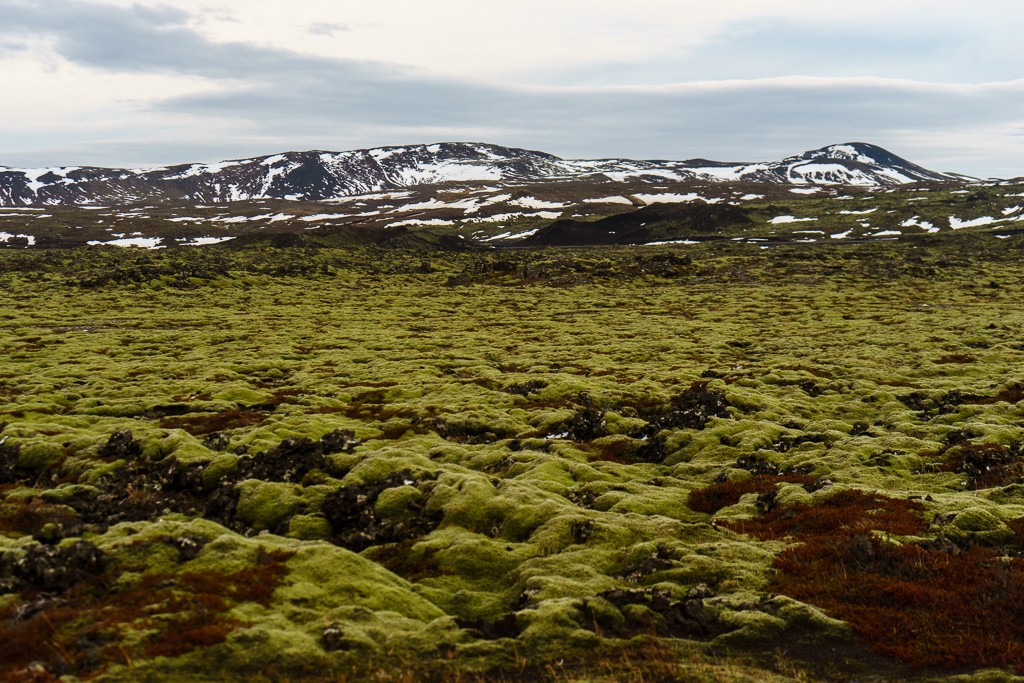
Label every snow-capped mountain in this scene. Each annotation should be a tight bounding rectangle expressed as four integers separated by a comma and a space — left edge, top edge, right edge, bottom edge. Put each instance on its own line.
0, 142, 959, 206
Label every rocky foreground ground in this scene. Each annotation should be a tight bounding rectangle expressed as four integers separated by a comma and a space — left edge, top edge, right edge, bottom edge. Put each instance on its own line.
2, 237, 1024, 681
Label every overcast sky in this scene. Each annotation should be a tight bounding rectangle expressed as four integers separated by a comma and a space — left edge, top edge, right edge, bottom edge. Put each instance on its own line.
1, 0, 1022, 176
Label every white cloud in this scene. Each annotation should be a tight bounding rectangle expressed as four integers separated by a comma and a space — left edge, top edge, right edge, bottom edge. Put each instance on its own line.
0, 0, 1022, 177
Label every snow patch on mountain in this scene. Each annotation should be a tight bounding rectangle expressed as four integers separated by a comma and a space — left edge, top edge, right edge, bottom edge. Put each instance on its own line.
0, 141, 961, 207
948, 215, 998, 229
901, 217, 939, 233
509, 196, 565, 209
0, 231, 36, 245
634, 193, 707, 204
770, 215, 818, 224
583, 196, 635, 205
166, 161, 245, 180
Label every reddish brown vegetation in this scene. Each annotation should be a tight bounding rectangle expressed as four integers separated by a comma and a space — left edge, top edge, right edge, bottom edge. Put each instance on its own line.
0, 497, 79, 536
967, 384, 1024, 405
687, 473, 816, 515
160, 409, 271, 435
776, 535, 1024, 669
722, 489, 927, 539
727, 489, 1024, 670
0, 547, 293, 679
935, 354, 976, 364
941, 442, 1024, 490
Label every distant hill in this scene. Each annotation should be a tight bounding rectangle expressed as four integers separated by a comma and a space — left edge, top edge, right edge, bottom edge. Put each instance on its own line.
0, 141, 962, 207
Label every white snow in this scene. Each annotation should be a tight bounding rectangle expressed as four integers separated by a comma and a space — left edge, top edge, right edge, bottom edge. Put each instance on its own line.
298, 213, 348, 222
873, 230, 902, 237
395, 161, 502, 185
824, 144, 876, 164
400, 197, 484, 212
257, 161, 298, 196
874, 168, 919, 184
691, 163, 768, 181
261, 155, 286, 166
464, 211, 562, 223
739, 194, 764, 201
830, 230, 853, 239
322, 191, 413, 204
601, 168, 688, 182
87, 237, 163, 249
482, 229, 541, 241
948, 215, 997, 229
633, 192, 715, 204
582, 196, 634, 205
789, 188, 821, 195
790, 163, 875, 185
769, 215, 818, 224
267, 213, 295, 223
368, 147, 404, 162
19, 167, 80, 193
211, 215, 259, 224
0, 207, 45, 211
476, 194, 513, 207
387, 219, 456, 228
165, 217, 203, 223
838, 208, 877, 215
644, 239, 699, 245
901, 217, 940, 233
1002, 206, 1021, 216
0, 232, 35, 245
164, 161, 244, 179
508, 196, 565, 210
178, 236, 236, 245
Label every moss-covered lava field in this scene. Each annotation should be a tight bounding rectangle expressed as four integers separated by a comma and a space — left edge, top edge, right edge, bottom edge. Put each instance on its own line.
4, 234, 1024, 681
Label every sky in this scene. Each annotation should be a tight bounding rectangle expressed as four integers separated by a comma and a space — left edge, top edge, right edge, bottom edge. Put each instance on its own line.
0, 0, 1022, 177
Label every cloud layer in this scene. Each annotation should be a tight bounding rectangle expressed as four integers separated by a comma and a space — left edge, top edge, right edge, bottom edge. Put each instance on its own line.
1, 0, 1022, 177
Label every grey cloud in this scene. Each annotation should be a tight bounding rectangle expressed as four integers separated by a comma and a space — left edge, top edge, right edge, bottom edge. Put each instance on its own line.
307, 22, 354, 36
160, 74, 1024, 165
676, 19, 1024, 84
532, 16, 1024, 87
0, 0, 399, 80
1, 0, 1022, 176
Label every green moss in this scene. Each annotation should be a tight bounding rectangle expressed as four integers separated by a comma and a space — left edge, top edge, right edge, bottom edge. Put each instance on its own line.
286, 514, 332, 541
280, 542, 445, 619
202, 453, 240, 488
374, 485, 423, 520
6, 236, 1024, 679
16, 441, 63, 469
213, 384, 269, 406
234, 479, 305, 531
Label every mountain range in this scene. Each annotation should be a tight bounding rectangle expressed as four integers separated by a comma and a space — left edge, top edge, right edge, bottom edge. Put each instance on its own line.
0, 142, 964, 207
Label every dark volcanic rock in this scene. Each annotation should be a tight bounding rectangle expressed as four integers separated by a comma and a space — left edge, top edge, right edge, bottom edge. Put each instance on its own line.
522, 202, 753, 246
581, 587, 722, 639
1, 541, 106, 594
320, 470, 440, 551
99, 430, 142, 460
